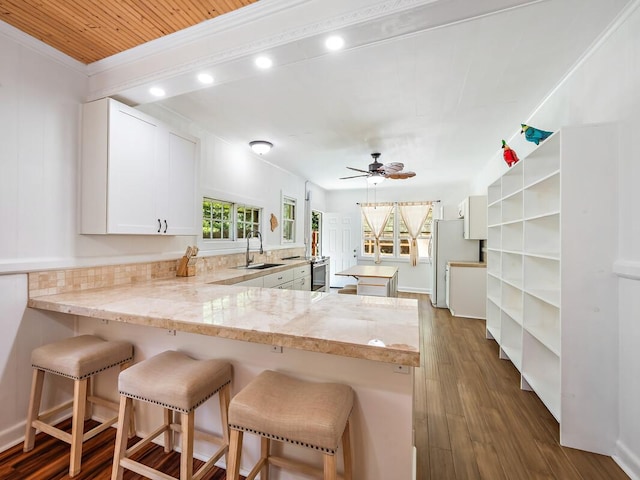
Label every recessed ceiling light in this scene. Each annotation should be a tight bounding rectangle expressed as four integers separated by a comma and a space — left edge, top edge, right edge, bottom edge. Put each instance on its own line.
325, 35, 345, 51
149, 87, 165, 97
197, 73, 214, 84
255, 56, 273, 69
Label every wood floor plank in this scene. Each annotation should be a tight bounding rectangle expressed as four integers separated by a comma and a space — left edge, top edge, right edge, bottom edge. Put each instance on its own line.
446, 413, 482, 480
471, 441, 508, 480
426, 378, 451, 450
430, 446, 457, 480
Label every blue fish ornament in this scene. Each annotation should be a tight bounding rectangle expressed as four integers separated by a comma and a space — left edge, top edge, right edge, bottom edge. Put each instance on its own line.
521, 124, 553, 145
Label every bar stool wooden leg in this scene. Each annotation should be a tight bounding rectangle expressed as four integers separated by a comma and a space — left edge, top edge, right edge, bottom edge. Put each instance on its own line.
323, 453, 337, 480
69, 378, 88, 477
180, 411, 195, 480
219, 383, 231, 465
342, 419, 353, 480
260, 437, 270, 480
23, 369, 45, 452
163, 409, 173, 453
119, 362, 136, 438
111, 396, 132, 480
227, 429, 243, 480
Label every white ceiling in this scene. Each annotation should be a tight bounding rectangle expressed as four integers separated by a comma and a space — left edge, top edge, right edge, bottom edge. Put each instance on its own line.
155, 0, 630, 191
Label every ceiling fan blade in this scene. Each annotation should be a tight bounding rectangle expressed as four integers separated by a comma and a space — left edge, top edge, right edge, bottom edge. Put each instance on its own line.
381, 162, 404, 173
387, 171, 416, 179
340, 174, 369, 180
346, 166, 370, 173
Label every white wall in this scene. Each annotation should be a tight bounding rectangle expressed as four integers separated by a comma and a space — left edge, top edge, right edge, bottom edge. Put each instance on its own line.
325, 181, 469, 292
473, 3, 640, 477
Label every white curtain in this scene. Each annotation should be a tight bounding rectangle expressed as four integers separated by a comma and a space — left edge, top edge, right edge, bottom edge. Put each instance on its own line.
399, 202, 432, 266
361, 203, 393, 264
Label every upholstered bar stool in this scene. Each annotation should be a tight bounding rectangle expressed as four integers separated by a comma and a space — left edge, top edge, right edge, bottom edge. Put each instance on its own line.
227, 370, 354, 480
24, 334, 134, 477
111, 350, 232, 480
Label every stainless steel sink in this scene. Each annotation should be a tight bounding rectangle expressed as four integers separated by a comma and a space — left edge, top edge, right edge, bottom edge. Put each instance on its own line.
237, 263, 284, 270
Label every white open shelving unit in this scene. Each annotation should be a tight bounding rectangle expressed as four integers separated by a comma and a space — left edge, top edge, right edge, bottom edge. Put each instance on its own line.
485, 123, 619, 455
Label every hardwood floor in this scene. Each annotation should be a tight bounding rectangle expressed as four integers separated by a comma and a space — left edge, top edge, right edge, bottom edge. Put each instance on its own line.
0, 418, 236, 480
408, 293, 629, 480
1, 294, 630, 479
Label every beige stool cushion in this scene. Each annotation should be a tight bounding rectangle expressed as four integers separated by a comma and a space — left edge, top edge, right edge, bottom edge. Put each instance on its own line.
229, 370, 353, 454
31, 335, 133, 380
119, 350, 231, 414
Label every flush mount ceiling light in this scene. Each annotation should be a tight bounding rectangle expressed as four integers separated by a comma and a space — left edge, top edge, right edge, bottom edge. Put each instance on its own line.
149, 87, 166, 97
325, 35, 345, 51
249, 140, 273, 155
255, 56, 273, 69
197, 73, 214, 84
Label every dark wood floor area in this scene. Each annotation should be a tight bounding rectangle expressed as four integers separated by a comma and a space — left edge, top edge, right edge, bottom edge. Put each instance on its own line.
1, 294, 630, 479
0, 418, 235, 480
409, 293, 629, 480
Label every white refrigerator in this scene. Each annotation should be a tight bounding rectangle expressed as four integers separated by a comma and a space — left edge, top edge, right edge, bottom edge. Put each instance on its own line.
430, 219, 480, 308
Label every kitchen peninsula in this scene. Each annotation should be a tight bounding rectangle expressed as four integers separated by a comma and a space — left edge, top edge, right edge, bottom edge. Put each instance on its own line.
27, 260, 419, 480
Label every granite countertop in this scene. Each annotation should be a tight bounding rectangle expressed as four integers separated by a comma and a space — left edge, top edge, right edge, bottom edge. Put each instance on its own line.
447, 261, 487, 268
28, 260, 420, 367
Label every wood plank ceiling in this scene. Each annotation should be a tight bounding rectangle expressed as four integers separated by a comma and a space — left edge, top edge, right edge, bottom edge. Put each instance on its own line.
0, 0, 257, 64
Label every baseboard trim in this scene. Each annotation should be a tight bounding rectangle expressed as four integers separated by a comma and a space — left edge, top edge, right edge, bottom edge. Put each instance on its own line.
0, 411, 73, 454
613, 259, 640, 280
398, 287, 430, 294
614, 439, 640, 480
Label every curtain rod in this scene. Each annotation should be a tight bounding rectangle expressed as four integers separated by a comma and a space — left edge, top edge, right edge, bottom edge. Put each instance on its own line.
356, 200, 441, 205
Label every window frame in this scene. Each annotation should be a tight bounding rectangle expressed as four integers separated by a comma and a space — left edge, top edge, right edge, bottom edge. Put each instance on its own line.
361, 203, 433, 261
282, 195, 297, 244
202, 196, 262, 242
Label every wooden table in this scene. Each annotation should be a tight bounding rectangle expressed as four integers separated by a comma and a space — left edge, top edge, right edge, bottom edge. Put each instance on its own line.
335, 265, 399, 297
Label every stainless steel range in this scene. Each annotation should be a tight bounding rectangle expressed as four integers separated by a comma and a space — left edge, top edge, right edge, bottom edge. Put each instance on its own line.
310, 256, 330, 292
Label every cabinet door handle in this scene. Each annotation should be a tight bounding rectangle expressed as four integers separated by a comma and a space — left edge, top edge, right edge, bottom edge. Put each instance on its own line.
157, 219, 162, 233
163, 220, 168, 233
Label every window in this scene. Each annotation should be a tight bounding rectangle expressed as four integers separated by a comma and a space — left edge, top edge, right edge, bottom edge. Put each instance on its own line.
282, 196, 296, 243
361, 203, 433, 259
202, 197, 261, 240
237, 205, 261, 239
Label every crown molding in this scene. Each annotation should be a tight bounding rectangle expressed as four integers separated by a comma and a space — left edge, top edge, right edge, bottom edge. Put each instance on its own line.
0, 19, 87, 74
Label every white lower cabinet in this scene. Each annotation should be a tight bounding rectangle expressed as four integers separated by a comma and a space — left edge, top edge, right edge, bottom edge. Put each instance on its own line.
263, 269, 294, 289
292, 264, 311, 291
486, 123, 618, 455
81, 97, 198, 235
446, 262, 486, 319
235, 264, 310, 290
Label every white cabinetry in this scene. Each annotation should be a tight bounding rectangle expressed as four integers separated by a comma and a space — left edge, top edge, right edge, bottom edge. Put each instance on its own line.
234, 264, 311, 290
292, 264, 311, 291
458, 195, 487, 239
446, 262, 486, 319
485, 124, 618, 455
81, 98, 198, 235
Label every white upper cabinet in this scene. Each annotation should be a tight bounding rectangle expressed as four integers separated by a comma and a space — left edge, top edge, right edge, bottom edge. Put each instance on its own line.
458, 195, 487, 239
80, 98, 198, 235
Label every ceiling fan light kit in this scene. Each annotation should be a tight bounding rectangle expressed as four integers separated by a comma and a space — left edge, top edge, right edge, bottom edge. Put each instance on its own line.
340, 152, 416, 183
249, 140, 273, 155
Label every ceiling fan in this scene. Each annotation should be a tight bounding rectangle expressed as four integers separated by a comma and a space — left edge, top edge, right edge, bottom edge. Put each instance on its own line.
340, 153, 416, 183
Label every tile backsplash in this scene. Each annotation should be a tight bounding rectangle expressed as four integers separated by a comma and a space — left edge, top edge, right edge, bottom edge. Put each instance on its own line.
28, 247, 305, 296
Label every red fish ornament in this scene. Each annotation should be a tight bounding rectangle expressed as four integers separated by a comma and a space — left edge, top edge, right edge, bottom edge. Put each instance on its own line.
502, 140, 519, 167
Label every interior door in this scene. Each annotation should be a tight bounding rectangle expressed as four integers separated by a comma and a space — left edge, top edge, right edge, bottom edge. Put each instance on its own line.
324, 213, 359, 288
